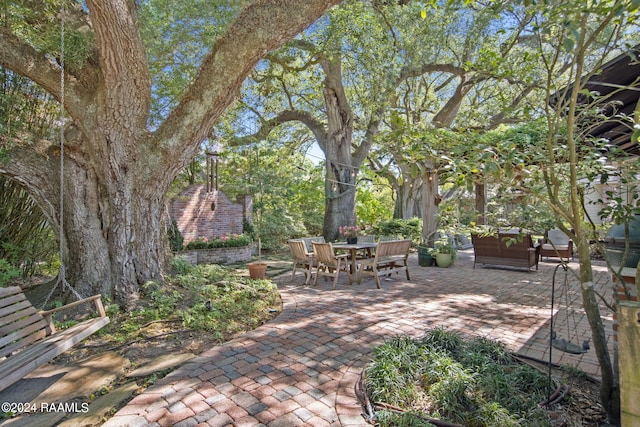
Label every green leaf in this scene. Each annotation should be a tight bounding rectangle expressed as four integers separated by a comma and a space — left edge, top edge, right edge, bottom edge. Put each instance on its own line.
562, 37, 575, 52
410, 164, 420, 179
420, 9, 427, 20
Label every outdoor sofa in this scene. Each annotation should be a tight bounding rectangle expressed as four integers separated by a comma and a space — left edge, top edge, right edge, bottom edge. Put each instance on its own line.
471, 232, 540, 272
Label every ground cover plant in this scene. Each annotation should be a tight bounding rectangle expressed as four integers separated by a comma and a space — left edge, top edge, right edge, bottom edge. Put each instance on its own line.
365, 329, 553, 427
99, 256, 280, 344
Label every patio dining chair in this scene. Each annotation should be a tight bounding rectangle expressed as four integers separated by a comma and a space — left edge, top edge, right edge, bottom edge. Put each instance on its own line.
312, 242, 350, 289
288, 239, 316, 284
301, 236, 325, 254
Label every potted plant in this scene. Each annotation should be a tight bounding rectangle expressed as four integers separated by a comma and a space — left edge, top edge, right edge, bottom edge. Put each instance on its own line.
339, 225, 361, 244
434, 237, 456, 268
417, 244, 435, 267
417, 231, 438, 267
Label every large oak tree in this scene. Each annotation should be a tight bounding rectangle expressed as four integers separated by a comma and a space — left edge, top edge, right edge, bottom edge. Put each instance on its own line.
225, 2, 399, 241
0, 0, 340, 308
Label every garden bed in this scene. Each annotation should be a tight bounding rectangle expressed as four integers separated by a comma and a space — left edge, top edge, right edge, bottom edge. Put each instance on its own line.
361, 329, 609, 427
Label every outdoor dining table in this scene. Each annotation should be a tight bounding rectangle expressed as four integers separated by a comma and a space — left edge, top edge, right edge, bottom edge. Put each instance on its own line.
332, 242, 378, 283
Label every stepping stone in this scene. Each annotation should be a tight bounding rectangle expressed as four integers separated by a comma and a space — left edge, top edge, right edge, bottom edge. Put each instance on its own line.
57, 382, 138, 427
0, 364, 69, 405
126, 353, 195, 378
0, 411, 66, 427
0, 353, 129, 427
34, 352, 130, 405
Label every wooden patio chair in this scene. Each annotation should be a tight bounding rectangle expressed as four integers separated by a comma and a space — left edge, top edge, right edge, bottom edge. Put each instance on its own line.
288, 239, 316, 284
312, 242, 350, 289
301, 236, 325, 254
540, 228, 573, 262
359, 239, 411, 288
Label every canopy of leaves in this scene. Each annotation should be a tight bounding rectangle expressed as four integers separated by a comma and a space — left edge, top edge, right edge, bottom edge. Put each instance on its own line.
138, 0, 244, 128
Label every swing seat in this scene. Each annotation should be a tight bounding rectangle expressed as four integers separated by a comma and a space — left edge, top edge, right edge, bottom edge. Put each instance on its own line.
0, 286, 110, 392
552, 337, 588, 354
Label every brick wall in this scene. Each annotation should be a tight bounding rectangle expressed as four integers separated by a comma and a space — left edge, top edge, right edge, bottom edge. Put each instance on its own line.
176, 246, 254, 265
170, 185, 252, 244
615, 270, 638, 302
612, 268, 638, 341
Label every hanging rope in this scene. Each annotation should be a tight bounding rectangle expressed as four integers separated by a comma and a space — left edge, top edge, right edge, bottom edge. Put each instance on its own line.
42, 7, 83, 308
58, 6, 66, 287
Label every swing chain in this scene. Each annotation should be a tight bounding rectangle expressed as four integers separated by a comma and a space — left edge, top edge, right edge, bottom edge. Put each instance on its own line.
41, 6, 83, 309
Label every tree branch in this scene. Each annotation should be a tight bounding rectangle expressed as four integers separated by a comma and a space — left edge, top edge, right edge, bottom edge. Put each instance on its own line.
86, 0, 152, 130
265, 51, 321, 73
0, 28, 89, 122
432, 77, 474, 128
154, 0, 340, 165
0, 143, 60, 223
398, 63, 466, 84
228, 109, 328, 150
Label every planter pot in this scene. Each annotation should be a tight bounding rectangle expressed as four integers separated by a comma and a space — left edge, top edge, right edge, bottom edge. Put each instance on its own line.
347, 237, 358, 244
248, 262, 267, 279
418, 246, 434, 267
435, 253, 453, 268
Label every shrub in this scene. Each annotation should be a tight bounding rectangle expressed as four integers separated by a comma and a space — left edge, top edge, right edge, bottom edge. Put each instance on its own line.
170, 255, 193, 275
168, 218, 184, 251
242, 218, 256, 239
0, 177, 58, 278
185, 233, 253, 250
371, 218, 422, 242
0, 258, 19, 287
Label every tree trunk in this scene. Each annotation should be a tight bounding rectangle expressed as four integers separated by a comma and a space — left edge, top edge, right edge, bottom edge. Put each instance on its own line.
320, 58, 359, 241
421, 170, 439, 245
322, 109, 357, 241
54, 138, 170, 309
103, 183, 168, 308
394, 174, 423, 219
323, 161, 357, 241
574, 233, 619, 424
561, 39, 619, 421
60, 157, 112, 299
475, 182, 487, 225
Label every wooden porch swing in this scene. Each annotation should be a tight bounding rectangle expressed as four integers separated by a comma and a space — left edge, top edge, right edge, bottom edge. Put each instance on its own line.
0, 9, 109, 393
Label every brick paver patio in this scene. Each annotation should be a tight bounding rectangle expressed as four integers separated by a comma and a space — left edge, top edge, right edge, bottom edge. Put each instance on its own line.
103, 250, 614, 427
